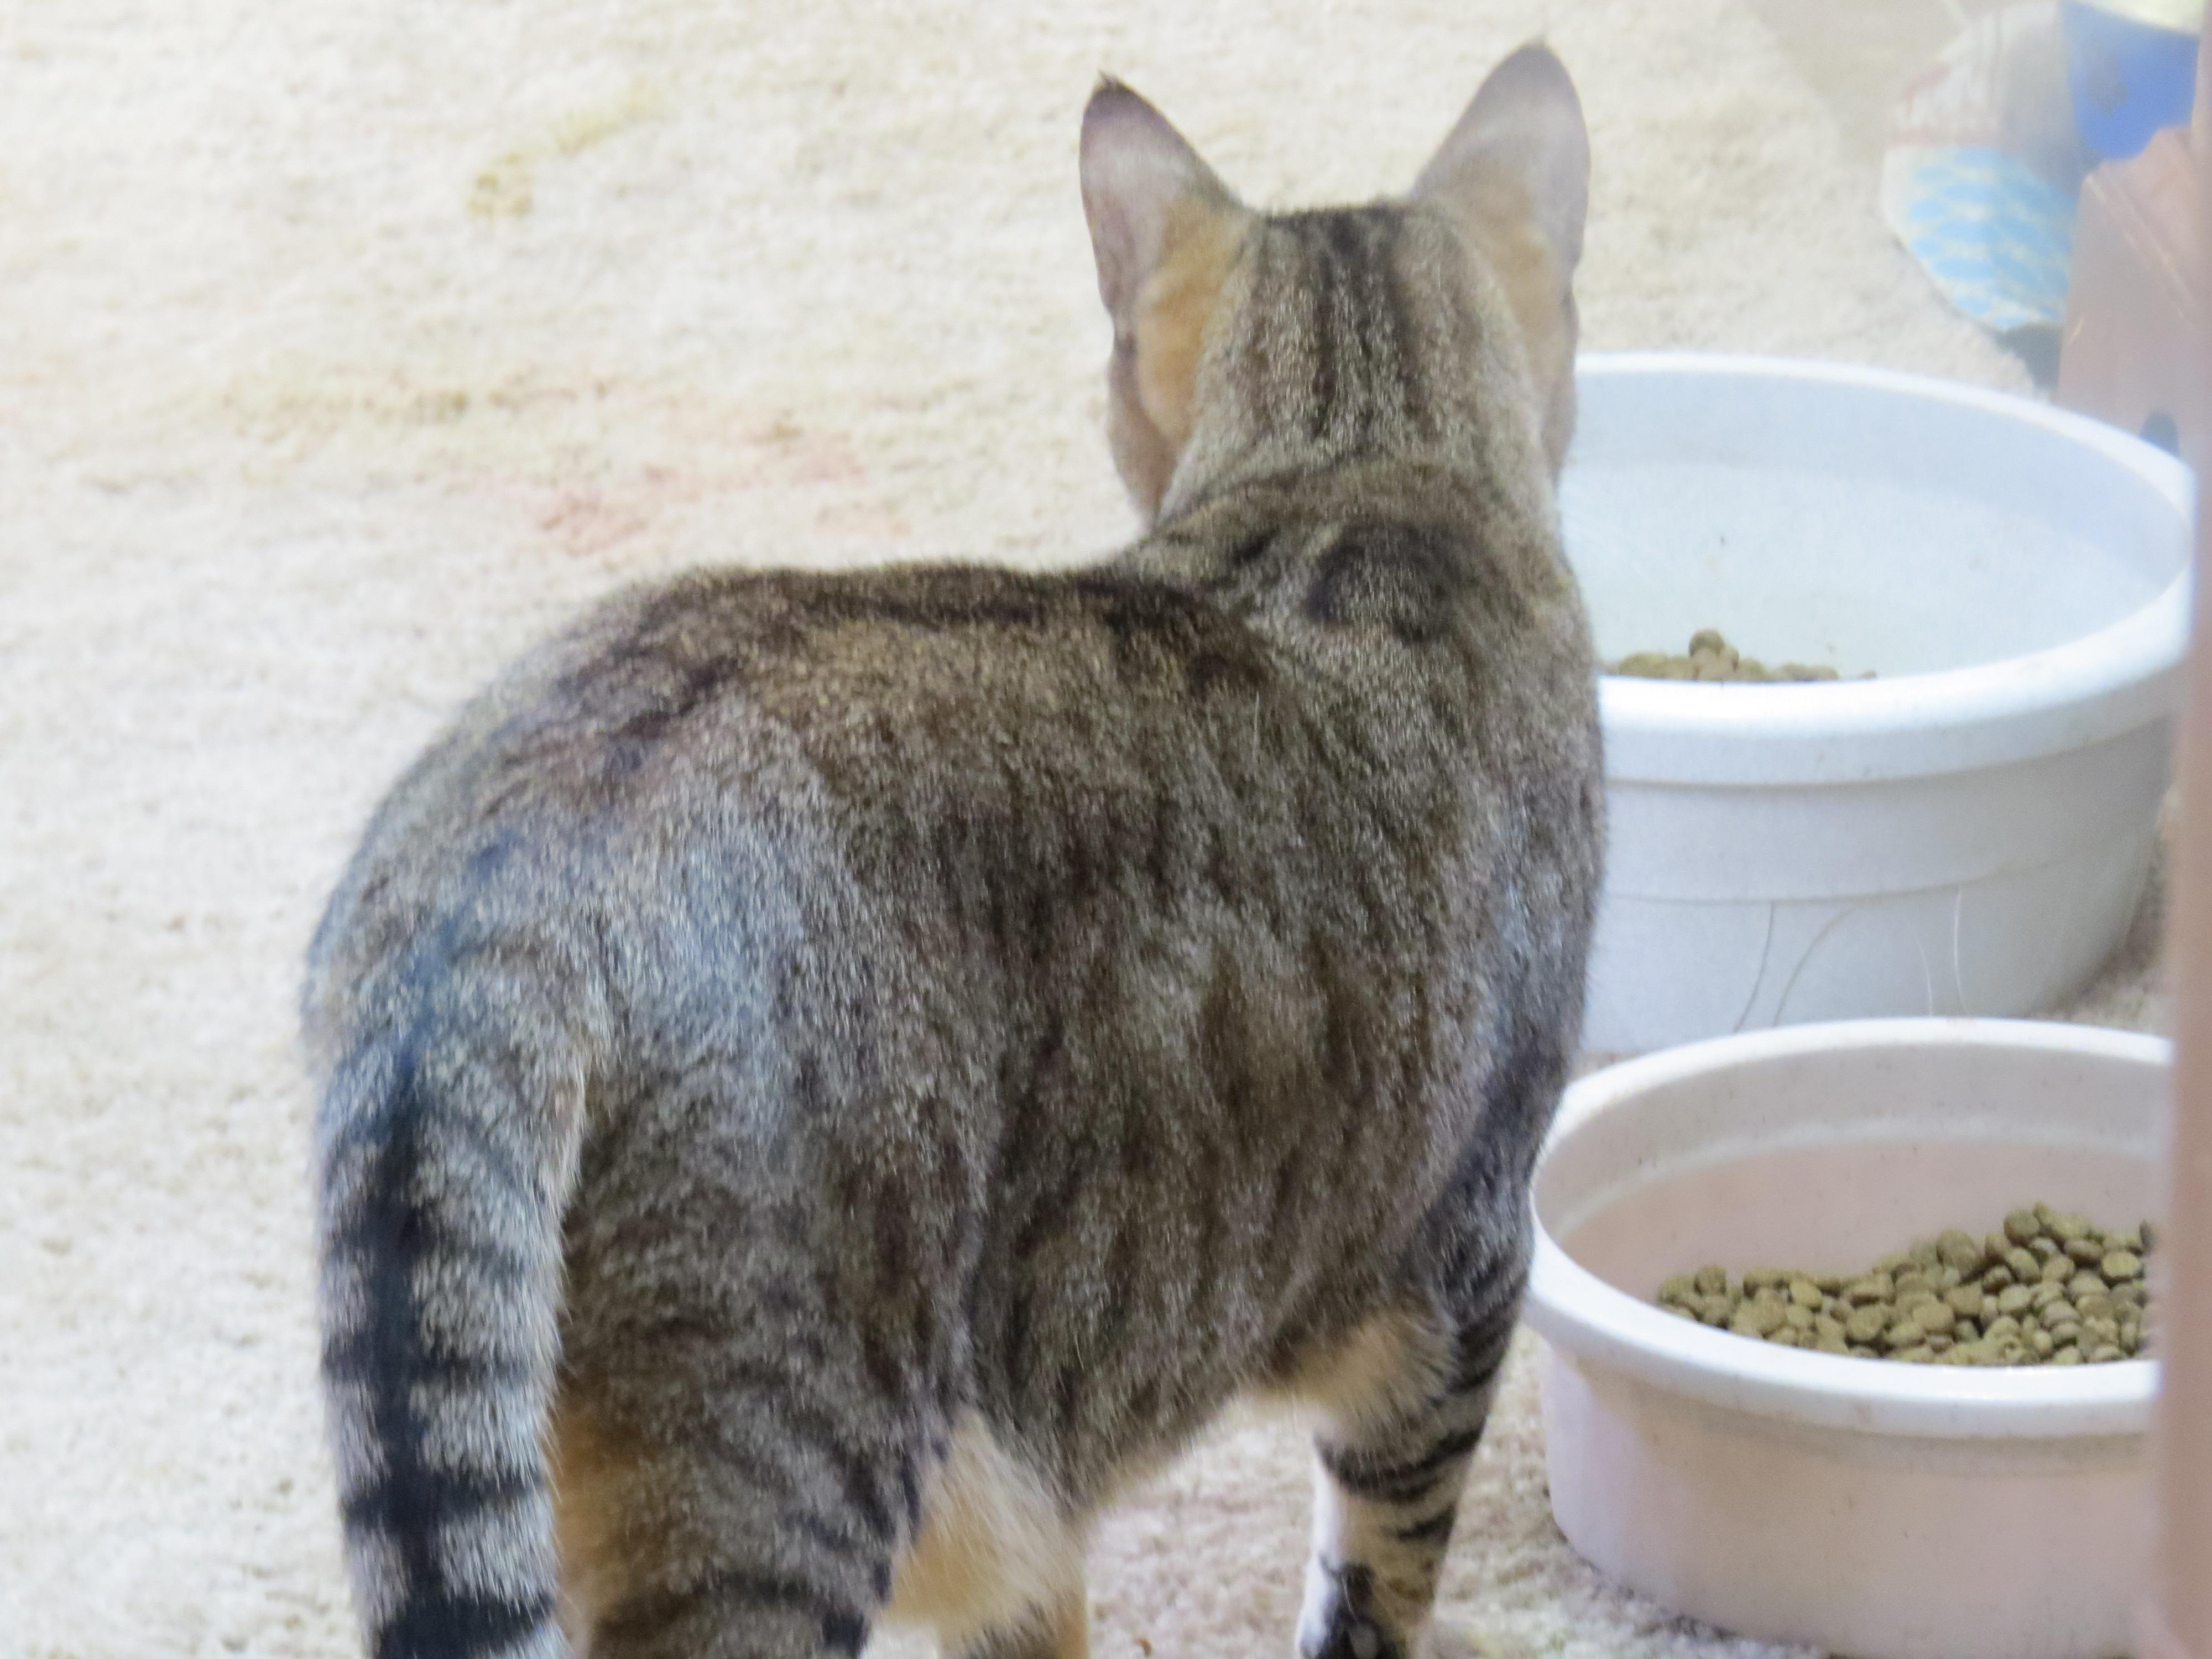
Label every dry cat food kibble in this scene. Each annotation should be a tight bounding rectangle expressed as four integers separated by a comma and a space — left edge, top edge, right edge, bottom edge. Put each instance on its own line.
1655, 1205, 2158, 1366
1610, 628, 1869, 684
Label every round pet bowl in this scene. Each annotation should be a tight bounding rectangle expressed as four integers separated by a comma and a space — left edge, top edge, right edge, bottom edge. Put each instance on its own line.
1559, 354, 2193, 1056
1521, 1019, 2167, 1659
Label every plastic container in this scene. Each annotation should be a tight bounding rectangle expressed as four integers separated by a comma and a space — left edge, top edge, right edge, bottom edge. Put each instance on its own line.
1560, 354, 2193, 1056
1521, 1019, 2168, 1659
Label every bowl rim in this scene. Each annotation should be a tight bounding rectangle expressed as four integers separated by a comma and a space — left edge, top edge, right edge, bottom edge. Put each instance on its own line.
1569, 353, 2195, 787
1522, 1017, 2167, 1439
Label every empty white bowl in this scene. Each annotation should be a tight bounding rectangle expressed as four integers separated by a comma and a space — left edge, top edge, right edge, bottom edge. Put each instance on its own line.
1521, 1018, 2168, 1659
1560, 356, 2193, 1055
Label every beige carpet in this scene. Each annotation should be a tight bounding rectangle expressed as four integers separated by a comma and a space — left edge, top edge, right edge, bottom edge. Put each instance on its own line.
0, 2, 2163, 1656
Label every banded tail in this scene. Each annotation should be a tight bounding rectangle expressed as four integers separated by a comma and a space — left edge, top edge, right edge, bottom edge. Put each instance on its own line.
314, 946, 587, 1659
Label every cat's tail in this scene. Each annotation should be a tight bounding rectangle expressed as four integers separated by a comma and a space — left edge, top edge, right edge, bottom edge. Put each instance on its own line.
312, 941, 590, 1659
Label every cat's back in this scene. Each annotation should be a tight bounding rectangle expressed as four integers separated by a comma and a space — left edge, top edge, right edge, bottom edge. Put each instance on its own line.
299, 557, 1295, 1064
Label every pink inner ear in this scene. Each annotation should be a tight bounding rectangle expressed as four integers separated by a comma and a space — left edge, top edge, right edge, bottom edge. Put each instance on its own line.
1083, 192, 1143, 328
1107, 343, 1178, 522
1413, 44, 1588, 272
1079, 84, 1234, 329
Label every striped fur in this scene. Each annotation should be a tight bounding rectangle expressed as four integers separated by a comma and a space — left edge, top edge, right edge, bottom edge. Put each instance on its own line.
304, 43, 1598, 1659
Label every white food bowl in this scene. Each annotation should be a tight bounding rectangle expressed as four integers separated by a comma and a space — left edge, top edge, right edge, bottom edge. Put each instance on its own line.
1560, 356, 2193, 1055
1521, 1019, 2167, 1659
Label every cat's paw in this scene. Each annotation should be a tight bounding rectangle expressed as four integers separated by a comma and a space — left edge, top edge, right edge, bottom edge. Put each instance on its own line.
1296, 1562, 1410, 1659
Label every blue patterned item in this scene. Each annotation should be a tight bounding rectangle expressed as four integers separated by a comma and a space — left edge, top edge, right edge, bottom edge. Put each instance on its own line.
1895, 145, 2078, 332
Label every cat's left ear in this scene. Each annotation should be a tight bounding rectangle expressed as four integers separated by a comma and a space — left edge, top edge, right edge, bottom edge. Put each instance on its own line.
1411, 44, 1589, 469
1081, 80, 1250, 520
1081, 80, 1242, 337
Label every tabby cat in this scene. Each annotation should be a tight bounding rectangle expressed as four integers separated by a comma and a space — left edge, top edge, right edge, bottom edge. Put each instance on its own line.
305, 43, 1601, 1659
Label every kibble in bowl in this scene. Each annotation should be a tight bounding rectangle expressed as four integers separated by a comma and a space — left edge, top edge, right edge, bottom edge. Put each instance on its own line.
1522, 1019, 2165, 1659
1655, 1205, 2157, 1367
1610, 628, 1865, 684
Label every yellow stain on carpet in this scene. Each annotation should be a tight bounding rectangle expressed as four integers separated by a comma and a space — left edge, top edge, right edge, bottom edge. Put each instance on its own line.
220, 363, 571, 443
470, 80, 666, 219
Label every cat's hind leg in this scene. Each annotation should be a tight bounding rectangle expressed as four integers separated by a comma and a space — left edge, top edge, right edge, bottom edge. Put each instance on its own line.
885, 1412, 1090, 1659
548, 1154, 956, 1658
549, 1357, 917, 1659
1288, 1268, 1521, 1659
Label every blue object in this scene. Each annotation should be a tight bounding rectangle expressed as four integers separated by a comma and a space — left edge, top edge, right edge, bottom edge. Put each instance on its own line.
1899, 147, 2078, 332
2060, 1, 2199, 164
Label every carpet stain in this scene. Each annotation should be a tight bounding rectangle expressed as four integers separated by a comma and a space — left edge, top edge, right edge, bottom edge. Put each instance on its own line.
221, 364, 573, 441
537, 487, 653, 557
470, 80, 667, 219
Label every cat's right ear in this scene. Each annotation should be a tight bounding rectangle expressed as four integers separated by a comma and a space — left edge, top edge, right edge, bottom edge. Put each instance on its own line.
1081, 80, 1249, 520
1412, 44, 1588, 277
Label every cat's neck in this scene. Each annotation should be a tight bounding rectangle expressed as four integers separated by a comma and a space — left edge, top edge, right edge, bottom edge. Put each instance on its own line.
1157, 380, 1554, 533
1160, 451, 1495, 528
1115, 426, 1567, 610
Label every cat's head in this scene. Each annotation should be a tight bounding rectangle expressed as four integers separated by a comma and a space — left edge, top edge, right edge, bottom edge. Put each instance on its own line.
1079, 45, 1589, 524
